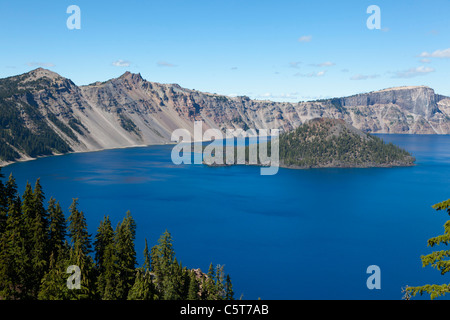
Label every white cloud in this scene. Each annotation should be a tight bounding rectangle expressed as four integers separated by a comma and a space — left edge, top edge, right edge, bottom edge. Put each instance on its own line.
27, 62, 55, 68
419, 58, 431, 63
112, 60, 131, 67
419, 48, 450, 58
298, 35, 312, 43
310, 61, 335, 67
391, 66, 435, 78
294, 70, 326, 77
350, 74, 379, 80
157, 61, 177, 67
254, 92, 300, 100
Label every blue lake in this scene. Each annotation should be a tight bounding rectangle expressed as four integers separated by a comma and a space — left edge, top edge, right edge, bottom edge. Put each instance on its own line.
3, 134, 450, 300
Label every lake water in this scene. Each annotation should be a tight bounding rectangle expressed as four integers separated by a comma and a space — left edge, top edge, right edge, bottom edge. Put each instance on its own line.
3, 134, 450, 300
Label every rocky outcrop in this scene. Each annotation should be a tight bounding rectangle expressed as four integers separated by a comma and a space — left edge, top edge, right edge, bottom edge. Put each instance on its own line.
0, 68, 449, 165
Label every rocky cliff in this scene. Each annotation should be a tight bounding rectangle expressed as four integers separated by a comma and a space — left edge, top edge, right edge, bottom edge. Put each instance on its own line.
0, 68, 449, 165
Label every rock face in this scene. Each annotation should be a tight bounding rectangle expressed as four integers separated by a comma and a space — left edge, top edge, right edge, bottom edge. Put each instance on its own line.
0, 68, 449, 165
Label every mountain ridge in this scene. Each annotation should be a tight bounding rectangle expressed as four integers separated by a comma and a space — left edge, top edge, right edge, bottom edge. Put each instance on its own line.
0, 68, 449, 165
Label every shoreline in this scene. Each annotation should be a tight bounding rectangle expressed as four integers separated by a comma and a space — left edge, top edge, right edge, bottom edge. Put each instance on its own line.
0, 142, 177, 168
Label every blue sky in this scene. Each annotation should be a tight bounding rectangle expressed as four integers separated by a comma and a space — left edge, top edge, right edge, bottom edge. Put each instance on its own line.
1, 0, 449, 101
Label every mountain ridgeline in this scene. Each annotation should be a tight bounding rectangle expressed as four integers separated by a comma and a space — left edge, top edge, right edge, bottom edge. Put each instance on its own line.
0, 68, 448, 165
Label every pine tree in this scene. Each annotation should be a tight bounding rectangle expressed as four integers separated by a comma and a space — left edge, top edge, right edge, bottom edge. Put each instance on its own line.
93, 215, 117, 299
127, 241, 156, 300
47, 198, 67, 261
215, 264, 225, 299
127, 269, 155, 300
28, 178, 49, 297
37, 251, 69, 300
143, 238, 151, 272
187, 270, 200, 300
94, 216, 114, 271
205, 263, 218, 300
0, 196, 31, 299
114, 211, 137, 299
0, 168, 6, 235
4, 173, 17, 207
67, 198, 94, 299
151, 230, 176, 299
406, 199, 450, 299
225, 274, 234, 300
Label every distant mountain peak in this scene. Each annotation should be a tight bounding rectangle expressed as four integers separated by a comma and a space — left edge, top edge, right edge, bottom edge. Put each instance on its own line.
118, 71, 144, 82
373, 85, 433, 93
25, 68, 62, 81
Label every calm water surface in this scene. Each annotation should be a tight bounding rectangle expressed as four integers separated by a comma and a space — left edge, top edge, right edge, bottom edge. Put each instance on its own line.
4, 134, 450, 299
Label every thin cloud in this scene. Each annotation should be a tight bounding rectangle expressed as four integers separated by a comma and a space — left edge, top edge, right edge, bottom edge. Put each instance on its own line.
391, 66, 435, 78
112, 60, 131, 67
27, 62, 55, 68
289, 61, 301, 68
255, 92, 299, 100
295, 70, 326, 77
419, 48, 450, 58
350, 74, 379, 80
157, 61, 177, 67
310, 61, 335, 67
419, 58, 431, 63
298, 35, 312, 43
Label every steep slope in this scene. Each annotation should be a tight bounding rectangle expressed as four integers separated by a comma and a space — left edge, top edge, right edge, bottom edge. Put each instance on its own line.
0, 68, 448, 165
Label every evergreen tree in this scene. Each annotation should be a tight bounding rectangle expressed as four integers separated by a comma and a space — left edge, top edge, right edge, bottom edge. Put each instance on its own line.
215, 264, 225, 299
4, 173, 17, 207
127, 269, 155, 300
143, 238, 151, 272
151, 230, 176, 299
205, 263, 218, 300
406, 199, 450, 299
37, 251, 70, 300
114, 211, 137, 299
225, 274, 234, 300
0, 196, 31, 299
187, 270, 200, 300
127, 241, 156, 300
93, 215, 117, 299
28, 178, 49, 296
67, 198, 94, 299
0, 168, 6, 234
93, 216, 114, 271
47, 198, 67, 261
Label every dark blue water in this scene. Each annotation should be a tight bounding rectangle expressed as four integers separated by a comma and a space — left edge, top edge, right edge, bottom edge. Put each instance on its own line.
3, 134, 450, 300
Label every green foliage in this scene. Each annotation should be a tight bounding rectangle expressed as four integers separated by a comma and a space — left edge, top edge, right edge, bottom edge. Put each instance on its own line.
118, 114, 140, 136
0, 173, 235, 300
406, 199, 450, 300
0, 76, 74, 162
277, 120, 414, 168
